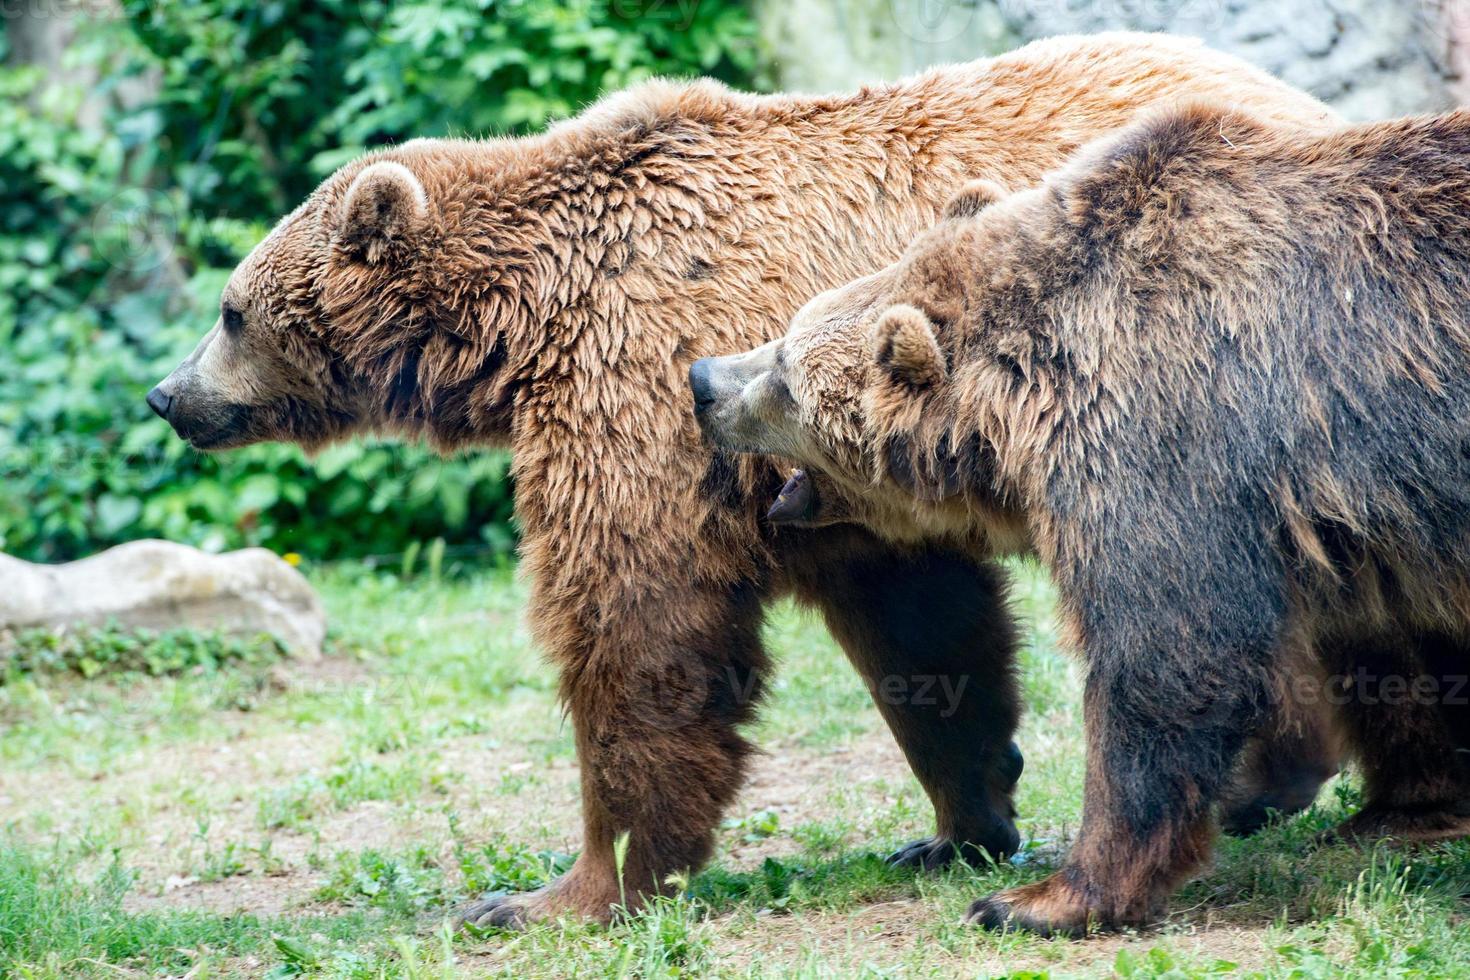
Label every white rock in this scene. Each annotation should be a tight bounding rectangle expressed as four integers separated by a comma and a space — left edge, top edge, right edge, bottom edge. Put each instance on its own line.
0, 540, 324, 658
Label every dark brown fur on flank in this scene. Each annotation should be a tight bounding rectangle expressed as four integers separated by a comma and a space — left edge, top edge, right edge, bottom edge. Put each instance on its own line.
149, 34, 1344, 927
704, 105, 1470, 935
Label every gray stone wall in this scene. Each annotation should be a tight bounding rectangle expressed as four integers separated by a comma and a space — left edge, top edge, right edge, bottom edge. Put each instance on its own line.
758, 0, 1465, 118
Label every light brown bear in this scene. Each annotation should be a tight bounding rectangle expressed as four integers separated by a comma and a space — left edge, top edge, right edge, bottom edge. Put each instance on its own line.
692, 105, 1470, 935
149, 33, 1339, 926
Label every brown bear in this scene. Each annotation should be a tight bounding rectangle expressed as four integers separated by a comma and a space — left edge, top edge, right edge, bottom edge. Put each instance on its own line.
148, 33, 1340, 927
691, 104, 1470, 935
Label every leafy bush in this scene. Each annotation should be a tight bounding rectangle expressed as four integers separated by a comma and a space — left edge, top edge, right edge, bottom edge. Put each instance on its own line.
1, 1, 758, 562
0, 621, 285, 681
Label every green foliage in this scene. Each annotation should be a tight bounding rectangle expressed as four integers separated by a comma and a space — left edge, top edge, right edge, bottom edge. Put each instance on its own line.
457, 837, 575, 897
2, 1, 758, 562
0, 835, 419, 977
317, 846, 448, 914
720, 806, 781, 842
687, 853, 912, 915
0, 621, 285, 682
125, 0, 760, 218
1111, 947, 1239, 979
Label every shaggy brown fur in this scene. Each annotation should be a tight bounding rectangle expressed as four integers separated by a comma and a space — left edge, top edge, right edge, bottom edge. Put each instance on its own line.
695, 105, 1470, 935
150, 34, 1340, 926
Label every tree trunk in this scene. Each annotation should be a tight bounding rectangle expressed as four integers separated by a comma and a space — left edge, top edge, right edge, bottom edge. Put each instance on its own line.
5, 0, 152, 132
758, 0, 1463, 117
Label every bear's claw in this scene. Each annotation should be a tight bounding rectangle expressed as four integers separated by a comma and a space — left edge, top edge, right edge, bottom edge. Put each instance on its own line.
1319, 802, 1470, 846
886, 821, 1020, 870
964, 891, 1087, 938
964, 894, 1018, 931
887, 836, 965, 871
889, 742, 1025, 871
459, 894, 530, 932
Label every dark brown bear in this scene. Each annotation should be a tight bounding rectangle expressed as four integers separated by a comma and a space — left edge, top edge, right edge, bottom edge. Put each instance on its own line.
147, 34, 1341, 926
693, 105, 1470, 935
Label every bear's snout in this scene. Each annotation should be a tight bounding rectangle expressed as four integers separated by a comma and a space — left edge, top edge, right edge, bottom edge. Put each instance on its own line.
146, 386, 174, 421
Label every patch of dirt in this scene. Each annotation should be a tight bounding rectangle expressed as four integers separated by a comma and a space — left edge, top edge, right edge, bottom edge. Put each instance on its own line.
116, 716, 909, 919
125, 871, 326, 918
432, 733, 584, 845
263, 649, 376, 694
724, 729, 911, 865
717, 904, 1281, 976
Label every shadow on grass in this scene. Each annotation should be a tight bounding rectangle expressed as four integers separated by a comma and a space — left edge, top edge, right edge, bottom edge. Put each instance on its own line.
1184, 798, 1470, 930
686, 847, 1041, 918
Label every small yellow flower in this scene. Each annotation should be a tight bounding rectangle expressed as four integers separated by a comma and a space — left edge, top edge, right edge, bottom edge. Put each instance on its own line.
282, 552, 302, 567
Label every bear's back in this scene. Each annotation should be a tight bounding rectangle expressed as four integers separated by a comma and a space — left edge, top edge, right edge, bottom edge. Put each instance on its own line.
1036, 106, 1470, 562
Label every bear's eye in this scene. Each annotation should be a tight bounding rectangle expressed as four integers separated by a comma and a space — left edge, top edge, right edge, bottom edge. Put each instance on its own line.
767, 371, 794, 406
768, 351, 794, 403
222, 306, 245, 334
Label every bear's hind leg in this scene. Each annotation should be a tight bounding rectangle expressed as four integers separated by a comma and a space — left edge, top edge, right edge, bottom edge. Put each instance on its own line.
1218, 656, 1342, 836
785, 530, 1023, 870
1323, 631, 1470, 844
1218, 722, 1340, 836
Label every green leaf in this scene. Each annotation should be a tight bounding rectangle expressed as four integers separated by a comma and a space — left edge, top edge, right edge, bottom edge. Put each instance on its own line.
94, 494, 142, 536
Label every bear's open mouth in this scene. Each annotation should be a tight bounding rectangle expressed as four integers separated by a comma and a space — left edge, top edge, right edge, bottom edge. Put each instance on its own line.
766, 469, 818, 525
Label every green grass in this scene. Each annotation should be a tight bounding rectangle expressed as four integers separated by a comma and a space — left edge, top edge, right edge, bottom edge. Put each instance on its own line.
3, 561, 1470, 976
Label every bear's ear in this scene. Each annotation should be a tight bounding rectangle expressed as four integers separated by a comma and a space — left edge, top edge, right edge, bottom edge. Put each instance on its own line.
871, 305, 947, 389
942, 178, 1008, 221
335, 161, 428, 263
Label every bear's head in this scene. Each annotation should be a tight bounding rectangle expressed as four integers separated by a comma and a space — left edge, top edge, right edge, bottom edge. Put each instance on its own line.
691, 179, 1015, 537
147, 159, 441, 451
695, 102, 1274, 543
149, 144, 542, 454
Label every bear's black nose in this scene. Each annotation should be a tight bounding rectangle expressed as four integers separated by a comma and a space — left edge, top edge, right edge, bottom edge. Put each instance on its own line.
146, 387, 173, 420
689, 358, 717, 412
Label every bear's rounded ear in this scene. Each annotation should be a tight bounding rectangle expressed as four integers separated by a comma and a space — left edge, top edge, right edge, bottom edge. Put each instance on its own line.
335, 161, 428, 263
871, 304, 947, 389
942, 178, 1008, 221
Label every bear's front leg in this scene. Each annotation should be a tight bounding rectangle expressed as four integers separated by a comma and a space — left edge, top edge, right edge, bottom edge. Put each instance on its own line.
462, 582, 768, 930
967, 547, 1284, 936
